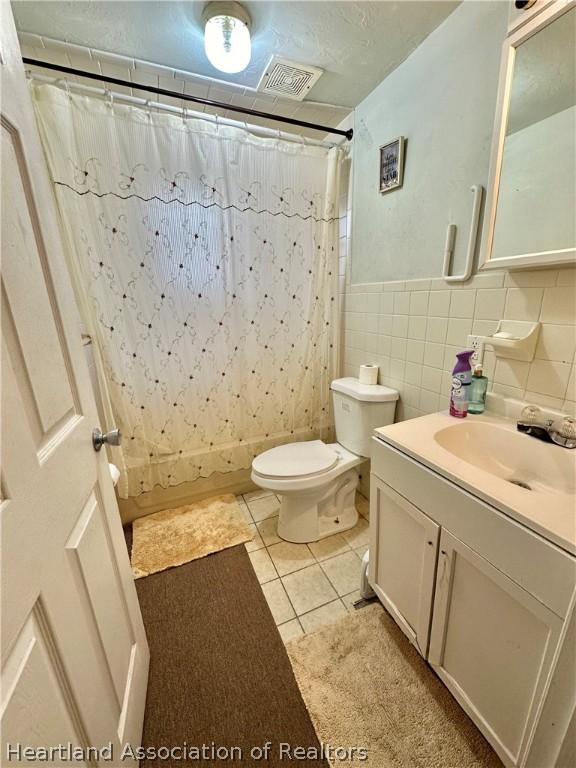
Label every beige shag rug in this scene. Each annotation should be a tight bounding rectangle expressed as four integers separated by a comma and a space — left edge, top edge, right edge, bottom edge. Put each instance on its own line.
286, 603, 503, 768
131, 494, 253, 579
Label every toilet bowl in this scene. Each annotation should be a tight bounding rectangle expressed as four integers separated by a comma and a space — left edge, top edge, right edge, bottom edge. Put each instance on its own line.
251, 377, 399, 543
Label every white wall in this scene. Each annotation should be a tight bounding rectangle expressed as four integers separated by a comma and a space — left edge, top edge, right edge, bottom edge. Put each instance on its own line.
350, 1, 508, 283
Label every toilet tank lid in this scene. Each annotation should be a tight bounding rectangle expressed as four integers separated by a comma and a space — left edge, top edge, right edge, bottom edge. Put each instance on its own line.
331, 377, 399, 402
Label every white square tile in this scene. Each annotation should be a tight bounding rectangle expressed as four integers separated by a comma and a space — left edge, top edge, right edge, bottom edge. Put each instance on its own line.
494, 359, 530, 389
281, 564, 338, 615
409, 291, 429, 316
449, 290, 475, 318
406, 339, 425, 364
278, 619, 304, 643
380, 293, 394, 314
342, 518, 370, 548
248, 549, 278, 584
261, 579, 296, 625
423, 342, 445, 370
505, 270, 558, 288
421, 365, 442, 393
247, 494, 281, 522
308, 533, 352, 562
404, 361, 422, 386
535, 324, 576, 364
420, 389, 440, 414
256, 517, 281, 546
504, 288, 543, 321
392, 315, 409, 338
390, 337, 407, 360
245, 523, 265, 553
428, 290, 451, 317
426, 317, 448, 344
540, 288, 576, 325
445, 318, 473, 347
393, 291, 410, 315
526, 360, 571, 399
267, 540, 316, 576
408, 316, 427, 341
320, 551, 363, 596
474, 289, 506, 320
299, 599, 348, 634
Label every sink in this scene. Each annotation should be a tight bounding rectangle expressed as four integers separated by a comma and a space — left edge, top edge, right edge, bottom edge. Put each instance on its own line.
434, 421, 575, 496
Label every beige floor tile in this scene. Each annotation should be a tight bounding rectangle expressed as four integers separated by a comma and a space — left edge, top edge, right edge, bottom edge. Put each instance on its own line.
355, 492, 370, 520
299, 599, 348, 634
261, 579, 296, 625
243, 489, 275, 503
308, 533, 352, 562
320, 551, 363, 596
248, 549, 277, 584
341, 590, 362, 612
244, 523, 265, 553
342, 517, 370, 548
267, 540, 316, 577
256, 516, 281, 547
354, 544, 369, 560
247, 494, 281, 522
236, 498, 253, 524
281, 564, 338, 615
278, 619, 304, 643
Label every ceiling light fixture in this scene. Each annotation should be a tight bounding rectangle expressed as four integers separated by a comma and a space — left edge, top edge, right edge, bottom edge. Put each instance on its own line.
203, 1, 252, 74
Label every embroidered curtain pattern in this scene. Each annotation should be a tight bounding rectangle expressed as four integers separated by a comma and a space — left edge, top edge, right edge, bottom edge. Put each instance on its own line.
32, 86, 341, 497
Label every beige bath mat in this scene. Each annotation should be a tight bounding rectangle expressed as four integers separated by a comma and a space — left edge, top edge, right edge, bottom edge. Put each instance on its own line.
131, 494, 253, 579
286, 603, 502, 768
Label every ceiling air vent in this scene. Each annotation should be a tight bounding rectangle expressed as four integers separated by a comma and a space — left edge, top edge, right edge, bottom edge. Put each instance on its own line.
257, 57, 323, 101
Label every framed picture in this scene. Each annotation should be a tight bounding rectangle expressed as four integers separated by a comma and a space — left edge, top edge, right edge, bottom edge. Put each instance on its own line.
379, 136, 405, 193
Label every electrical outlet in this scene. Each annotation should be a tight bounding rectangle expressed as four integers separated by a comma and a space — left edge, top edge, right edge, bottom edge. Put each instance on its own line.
467, 335, 485, 367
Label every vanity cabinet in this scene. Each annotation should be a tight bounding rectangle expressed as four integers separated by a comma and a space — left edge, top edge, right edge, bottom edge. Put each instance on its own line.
428, 529, 563, 767
370, 437, 576, 768
369, 478, 439, 656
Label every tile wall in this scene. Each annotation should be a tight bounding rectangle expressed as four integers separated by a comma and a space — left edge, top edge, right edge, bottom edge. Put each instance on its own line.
337, 157, 576, 422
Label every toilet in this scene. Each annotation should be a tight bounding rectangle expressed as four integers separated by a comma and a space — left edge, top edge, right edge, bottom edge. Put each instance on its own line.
251, 377, 399, 543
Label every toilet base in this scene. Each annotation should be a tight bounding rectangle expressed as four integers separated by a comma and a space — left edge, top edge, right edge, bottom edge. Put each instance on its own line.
277, 469, 359, 544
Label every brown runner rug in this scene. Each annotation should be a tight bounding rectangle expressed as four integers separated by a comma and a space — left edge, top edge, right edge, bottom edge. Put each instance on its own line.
287, 603, 503, 768
126, 528, 328, 767
131, 493, 252, 578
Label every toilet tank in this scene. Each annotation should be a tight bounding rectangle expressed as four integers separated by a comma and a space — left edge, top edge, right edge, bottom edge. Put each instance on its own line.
331, 377, 399, 458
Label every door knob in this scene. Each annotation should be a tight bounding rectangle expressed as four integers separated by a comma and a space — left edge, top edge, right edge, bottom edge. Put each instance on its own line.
92, 427, 122, 452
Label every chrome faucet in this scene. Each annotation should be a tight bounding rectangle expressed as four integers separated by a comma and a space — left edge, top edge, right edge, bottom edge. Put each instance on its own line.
517, 406, 576, 449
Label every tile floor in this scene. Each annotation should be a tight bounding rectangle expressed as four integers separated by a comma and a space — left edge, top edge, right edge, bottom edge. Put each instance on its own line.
237, 489, 371, 643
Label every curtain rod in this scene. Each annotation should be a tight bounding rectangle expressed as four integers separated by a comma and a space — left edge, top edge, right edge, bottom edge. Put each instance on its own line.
22, 58, 354, 141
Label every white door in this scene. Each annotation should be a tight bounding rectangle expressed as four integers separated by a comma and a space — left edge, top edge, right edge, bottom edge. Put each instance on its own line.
369, 476, 439, 656
0, 6, 149, 764
429, 529, 563, 768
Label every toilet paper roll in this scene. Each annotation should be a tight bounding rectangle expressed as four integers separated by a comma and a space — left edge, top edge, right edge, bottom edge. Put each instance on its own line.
359, 364, 379, 385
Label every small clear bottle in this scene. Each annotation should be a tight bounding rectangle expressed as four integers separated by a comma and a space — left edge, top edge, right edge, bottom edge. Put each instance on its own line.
468, 364, 488, 414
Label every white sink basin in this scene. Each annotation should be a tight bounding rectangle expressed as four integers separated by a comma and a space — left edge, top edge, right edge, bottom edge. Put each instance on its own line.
374, 411, 576, 554
434, 421, 575, 496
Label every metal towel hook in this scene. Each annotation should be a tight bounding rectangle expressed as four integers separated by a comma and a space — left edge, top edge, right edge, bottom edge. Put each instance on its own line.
442, 184, 484, 283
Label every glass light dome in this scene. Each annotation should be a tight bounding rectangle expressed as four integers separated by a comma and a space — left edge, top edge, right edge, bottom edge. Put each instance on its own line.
204, 3, 251, 74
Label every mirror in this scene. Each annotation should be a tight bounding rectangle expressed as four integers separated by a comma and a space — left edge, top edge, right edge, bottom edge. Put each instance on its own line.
482, 3, 576, 270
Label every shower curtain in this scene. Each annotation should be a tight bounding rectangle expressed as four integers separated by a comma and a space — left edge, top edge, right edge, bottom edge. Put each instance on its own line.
32, 85, 341, 498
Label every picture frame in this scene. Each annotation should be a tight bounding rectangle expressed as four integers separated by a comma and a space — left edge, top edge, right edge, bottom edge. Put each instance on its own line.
379, 136, 405, 193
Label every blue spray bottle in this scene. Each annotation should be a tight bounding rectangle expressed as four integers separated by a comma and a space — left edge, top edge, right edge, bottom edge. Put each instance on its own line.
450, 350, 474, 418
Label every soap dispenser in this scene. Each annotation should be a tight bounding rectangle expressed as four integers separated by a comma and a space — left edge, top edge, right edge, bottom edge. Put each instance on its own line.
450, 350, 474, 418
468, 364, 488, 414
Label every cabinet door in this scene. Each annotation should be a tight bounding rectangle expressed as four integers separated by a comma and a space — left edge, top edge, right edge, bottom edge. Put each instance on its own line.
369, 477, 439, 656
429, 529, 563, 768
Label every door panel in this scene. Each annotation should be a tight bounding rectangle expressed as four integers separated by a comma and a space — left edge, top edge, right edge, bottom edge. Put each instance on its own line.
369, 476, 439, 655
1, 3, 149, 760
429, 529, 563, 767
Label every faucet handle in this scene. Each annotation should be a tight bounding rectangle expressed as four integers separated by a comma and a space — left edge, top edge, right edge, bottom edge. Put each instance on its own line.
520, 405, 542, 424
556, 416, 576, 440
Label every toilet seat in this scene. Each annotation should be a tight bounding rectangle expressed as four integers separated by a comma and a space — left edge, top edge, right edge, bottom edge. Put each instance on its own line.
252, 440, 338, 479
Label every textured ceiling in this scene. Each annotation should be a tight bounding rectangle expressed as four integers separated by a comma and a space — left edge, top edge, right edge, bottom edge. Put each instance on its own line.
13, 0, 459, 108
